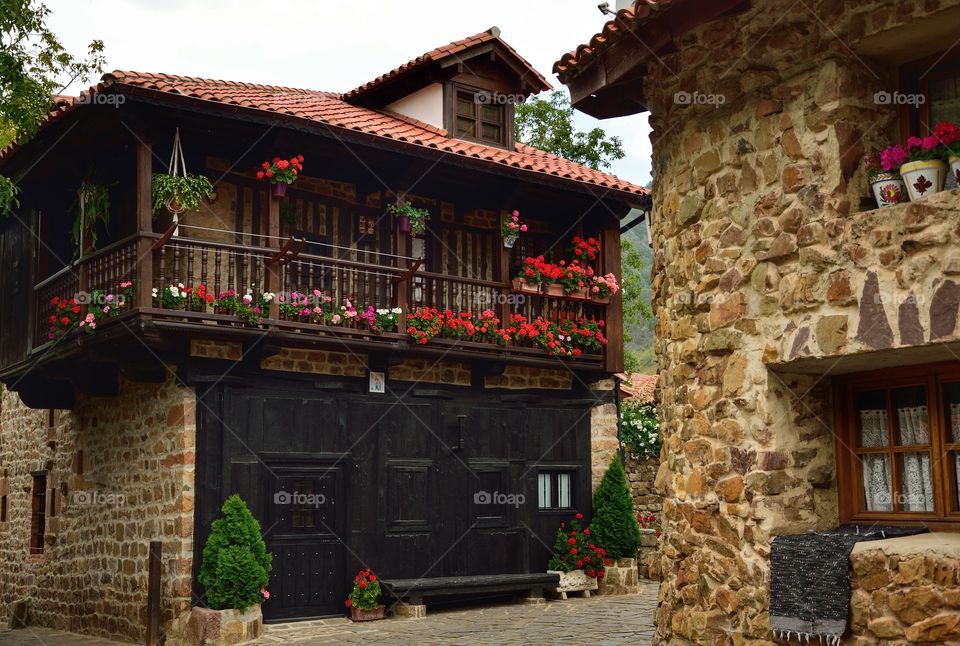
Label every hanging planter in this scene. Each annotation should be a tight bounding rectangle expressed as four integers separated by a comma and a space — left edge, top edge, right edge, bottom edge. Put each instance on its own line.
72, 180, 112, 255
900, 160, 947, 201
388, 200, 429, 237
152, 129, 215, 224
501, 209, 527, 248
257, 154, 303, 199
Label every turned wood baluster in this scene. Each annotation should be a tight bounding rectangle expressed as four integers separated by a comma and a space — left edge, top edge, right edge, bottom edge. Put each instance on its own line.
200, 247, 208, 288
173, 244, 181, 287
187, 246, 194, 288
158, 247, 167, 292
214, 248, 222, 297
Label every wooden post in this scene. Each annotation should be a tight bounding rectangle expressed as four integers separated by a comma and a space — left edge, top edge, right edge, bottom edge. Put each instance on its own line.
146, 540, 161, 646
265, 194, 281, 322
603, 225, 624, 373
497, 211, 511, 327
135, 142, 153, 310
396, 202, 410, 327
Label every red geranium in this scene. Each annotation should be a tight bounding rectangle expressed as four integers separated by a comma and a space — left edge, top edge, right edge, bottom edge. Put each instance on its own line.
257, 154, 304, 186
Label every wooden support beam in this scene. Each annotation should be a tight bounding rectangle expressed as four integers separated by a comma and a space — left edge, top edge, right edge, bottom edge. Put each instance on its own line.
603, 225, 624, 373
146, 540, 161, 646
265, 194, 281, 321
136, 142, 154, 310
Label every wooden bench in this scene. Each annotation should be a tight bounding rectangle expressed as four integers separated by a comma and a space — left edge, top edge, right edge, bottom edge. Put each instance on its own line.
380, 573, 561, 617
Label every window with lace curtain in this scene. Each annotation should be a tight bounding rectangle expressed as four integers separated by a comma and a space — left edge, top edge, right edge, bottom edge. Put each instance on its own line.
836, 364, 960, 526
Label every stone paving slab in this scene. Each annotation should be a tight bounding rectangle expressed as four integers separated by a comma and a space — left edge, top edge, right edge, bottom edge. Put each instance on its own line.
0, 582, 658, 646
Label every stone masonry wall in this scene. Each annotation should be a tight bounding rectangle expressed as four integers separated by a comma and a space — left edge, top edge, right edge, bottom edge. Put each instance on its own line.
641, 1, 960, 643
849, 534, 960, 644
0, 374, 195, 643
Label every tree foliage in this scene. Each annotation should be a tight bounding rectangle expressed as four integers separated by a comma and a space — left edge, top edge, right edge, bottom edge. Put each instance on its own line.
515, 91, 625, 171
591, 454, 642, 560
0, 1, 105, 215
199, 495, 273, 610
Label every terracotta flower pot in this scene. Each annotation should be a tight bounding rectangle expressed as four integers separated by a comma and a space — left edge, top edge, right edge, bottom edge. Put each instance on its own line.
900, 160, 947, 201
350, 604, 386, 622
869, 172, 908, 208
272, 182, 288, 198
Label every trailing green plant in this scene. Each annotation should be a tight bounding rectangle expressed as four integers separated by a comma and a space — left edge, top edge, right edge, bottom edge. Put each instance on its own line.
388, 200, 430, 235
151, 173, 214, 216
72, 180, 111, 252
591, 454, 642, 560
198, 494, 272, 611
621, 400, 660, 460
0, 176, 20, 218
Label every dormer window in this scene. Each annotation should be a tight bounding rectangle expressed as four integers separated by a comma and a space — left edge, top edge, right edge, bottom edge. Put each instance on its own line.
447, 84, 511, 148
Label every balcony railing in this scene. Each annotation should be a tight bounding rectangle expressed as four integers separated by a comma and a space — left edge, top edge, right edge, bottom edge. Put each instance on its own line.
31, 233, 610, 366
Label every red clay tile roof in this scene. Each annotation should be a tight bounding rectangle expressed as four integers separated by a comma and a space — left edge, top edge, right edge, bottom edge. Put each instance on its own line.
553, 0, 684, 81
346, 27, 551, 100
1, 69, 646, 201
619, 373, 658, 403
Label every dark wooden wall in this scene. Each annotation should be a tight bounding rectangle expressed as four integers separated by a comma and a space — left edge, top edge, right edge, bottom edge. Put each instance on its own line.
194, 370, 592, 620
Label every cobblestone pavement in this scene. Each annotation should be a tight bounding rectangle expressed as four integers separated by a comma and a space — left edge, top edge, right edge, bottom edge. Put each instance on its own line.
0, 582, 658, 646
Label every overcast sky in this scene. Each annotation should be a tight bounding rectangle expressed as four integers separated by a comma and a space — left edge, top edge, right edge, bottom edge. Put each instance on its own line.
45, 0, 652, 186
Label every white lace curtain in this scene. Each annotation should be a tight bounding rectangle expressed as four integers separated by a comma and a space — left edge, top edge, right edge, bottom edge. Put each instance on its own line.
897, 406, 933, 512
860, 407, 934, 512
860, 409, 892, 512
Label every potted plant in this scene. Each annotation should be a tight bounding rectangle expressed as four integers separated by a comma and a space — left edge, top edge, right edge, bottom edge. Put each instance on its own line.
589, 273, 620, 303
558, 259, 592, 297
257, 154, 304, 198
152, 129, 215, 223
72, 180, 111, 255
884, 122, 960, 201
591, 455, 643, 596
864, 152, 906, 208
935, 121, 960, 186
388, 200, 430, 236
546, 512, 607, 596
194, 495, 272, 645
345, 569, 384, 621
501, 209, 528, 248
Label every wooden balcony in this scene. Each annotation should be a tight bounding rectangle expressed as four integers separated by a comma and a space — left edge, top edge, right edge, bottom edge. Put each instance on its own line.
29, 230, 613, 377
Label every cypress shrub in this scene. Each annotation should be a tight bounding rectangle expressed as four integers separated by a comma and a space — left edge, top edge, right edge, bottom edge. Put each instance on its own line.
198, 494, 272, 610
591, 454, 642, 560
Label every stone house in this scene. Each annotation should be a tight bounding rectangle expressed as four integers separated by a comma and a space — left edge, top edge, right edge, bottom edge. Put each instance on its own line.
0, 29, 646, 641
557, 1, 960, 644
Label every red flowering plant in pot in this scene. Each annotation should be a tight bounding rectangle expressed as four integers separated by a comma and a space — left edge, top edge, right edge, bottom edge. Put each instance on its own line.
546, 512, 608, 592
257, 154, 304, 198
406, 307, 444, 345
514, 255, 556, 292
345, 569, 384, 621
557, 259, 594, 297
571, 236, 601, 262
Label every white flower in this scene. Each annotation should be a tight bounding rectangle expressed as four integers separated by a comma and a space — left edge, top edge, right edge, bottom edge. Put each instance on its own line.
152, 288, 158, 296
392, 308, 403, 314
262, 292, 275, 303
170, 287, 180, 297
178, 283, 185, 290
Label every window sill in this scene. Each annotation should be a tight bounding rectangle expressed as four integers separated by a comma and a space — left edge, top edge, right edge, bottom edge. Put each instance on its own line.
851, 531, 960, 559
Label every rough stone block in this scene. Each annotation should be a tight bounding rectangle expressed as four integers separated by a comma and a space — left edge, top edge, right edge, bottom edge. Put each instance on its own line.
393, 602, 427, 619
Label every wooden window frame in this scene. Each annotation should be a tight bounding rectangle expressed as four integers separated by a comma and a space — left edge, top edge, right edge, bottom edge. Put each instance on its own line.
834, 361, 960, 530
899, 48, 960, 141
30, 472, 47, 555
443, 82, 514, 149
537, 469, 576, 512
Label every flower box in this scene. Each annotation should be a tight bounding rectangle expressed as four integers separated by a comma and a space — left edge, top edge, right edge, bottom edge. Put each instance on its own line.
544, 283, 565, 297
512, 278, 539, 293
350, 604, 386, 622
548, 569, 599, 594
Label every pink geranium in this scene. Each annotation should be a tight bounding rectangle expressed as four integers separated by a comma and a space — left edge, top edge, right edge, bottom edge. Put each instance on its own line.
880, 144, 908, 171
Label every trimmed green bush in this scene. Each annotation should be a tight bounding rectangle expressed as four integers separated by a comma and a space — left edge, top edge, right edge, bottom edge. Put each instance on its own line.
591, 454, 642, 560
198, 494, 272, 610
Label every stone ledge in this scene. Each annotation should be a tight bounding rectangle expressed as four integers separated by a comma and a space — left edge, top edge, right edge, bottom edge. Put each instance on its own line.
851, 531, 960, 559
